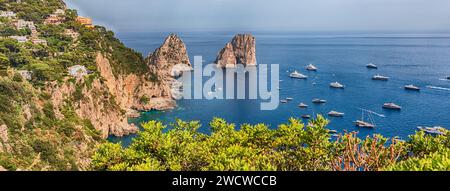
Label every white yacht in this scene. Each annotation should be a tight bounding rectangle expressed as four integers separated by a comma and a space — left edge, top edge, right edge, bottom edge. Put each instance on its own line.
289, 70, 308, 79
298, 103, 308, 108
306, 64, 318, 71
417, 126, 446, 136
286, 97, 294, 101
328, 111, 345, 117
404, 84, 420, 91
366, 63, 378, 69
372, 74, 390, 81
330, 82, 345, 89
383, 103, 402, 110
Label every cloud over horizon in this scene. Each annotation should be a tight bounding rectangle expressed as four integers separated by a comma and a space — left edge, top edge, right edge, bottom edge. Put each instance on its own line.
65, 0, 450, 33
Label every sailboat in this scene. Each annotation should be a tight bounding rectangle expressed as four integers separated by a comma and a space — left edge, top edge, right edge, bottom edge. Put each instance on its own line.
354, 109, 376, 128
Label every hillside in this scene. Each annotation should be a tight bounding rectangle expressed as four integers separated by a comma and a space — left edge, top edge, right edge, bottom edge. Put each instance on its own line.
0, 0, 186, 170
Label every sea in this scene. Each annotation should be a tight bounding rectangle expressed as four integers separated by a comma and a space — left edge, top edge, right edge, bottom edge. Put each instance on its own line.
108, 31, 450, 146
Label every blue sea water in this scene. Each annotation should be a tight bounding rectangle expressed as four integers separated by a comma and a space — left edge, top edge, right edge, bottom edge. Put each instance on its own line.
109, 31, 450, 146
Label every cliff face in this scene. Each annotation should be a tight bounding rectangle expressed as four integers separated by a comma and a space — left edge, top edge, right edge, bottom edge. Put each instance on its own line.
43, 34, 192, 139
215, 34, 257, 68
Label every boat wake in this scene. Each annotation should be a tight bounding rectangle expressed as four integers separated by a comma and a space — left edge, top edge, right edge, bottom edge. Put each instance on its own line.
439, 79, 450, 81
426, 85, 450, 91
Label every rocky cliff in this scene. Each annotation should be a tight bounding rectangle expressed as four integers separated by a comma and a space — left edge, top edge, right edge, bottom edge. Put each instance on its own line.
215, 34, 257, 68
43, 34, 192, 139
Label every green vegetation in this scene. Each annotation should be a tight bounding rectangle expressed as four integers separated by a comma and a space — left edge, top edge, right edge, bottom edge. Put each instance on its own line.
92, 116, 449, 171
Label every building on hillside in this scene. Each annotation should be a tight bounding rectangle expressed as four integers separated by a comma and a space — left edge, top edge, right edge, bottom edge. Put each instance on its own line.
54, 9, 65, 15
76, 16, 94, 29
64, 29, 79, 40
0, 11, 16, 18
9, 36, 28, 43
68, 65, 88, 78
31, 38, 47, 46
17, 70, 32, 80
14, 19, 35, 30
44, 14, 64, 25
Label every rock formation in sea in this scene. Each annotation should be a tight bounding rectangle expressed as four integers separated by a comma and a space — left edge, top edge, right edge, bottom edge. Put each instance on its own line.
215, 34, 257, 68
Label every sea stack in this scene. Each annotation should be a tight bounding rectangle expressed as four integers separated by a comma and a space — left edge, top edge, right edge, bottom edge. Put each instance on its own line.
215, 34, 257, 68
146, 34, 192, 79
145, 34, 192, 101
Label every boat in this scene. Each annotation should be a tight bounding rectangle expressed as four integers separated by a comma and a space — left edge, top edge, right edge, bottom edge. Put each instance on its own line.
306, 64, 318, 71
417, 126, 447, 136
354, 109, 376, 128
328, 130, 338, 134
404, 84, 420, 91
330, 82, 345, 89
312, 98, 327, 104
301, 115, 311, 119
447, 76, 450, 80
383, 103, 402, 110
328, 111, 345, 117
372, 74, 390, 81
286, 97, 294, 101
366, 63, 378, 69
289, 70, 308, 79
298, 103, 308, 108
280, 100, 288, 104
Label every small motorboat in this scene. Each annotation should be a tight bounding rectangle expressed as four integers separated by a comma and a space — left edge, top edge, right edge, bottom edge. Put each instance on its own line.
417, 126, 447, 136
301, 115, 311, 119
298, 103, 308, 108
312, 98, 327, 104
328, 111, 345, 117
354, 120, 375, 128
328, 130, 338, 134
330, 82, 345, 89
404, 84, 420, 91
280, 100, 288, 104
446, 76, 450, 80
306, 64, 318, 71
383, 103, 402, 110
289, 70, 308, 79
286, 97, 294, 101
366, 63, 378, 69
372, 74, 390, 81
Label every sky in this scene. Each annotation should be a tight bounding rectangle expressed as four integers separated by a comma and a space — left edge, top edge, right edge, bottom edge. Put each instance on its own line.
64, 0, 450, 33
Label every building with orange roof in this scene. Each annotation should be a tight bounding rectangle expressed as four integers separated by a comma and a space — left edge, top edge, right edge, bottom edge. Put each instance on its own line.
76, 16, 94, 29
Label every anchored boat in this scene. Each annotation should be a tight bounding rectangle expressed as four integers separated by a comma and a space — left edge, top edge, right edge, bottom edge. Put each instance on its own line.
289, 70, 308, 79
383, 103, 402, 110
417, 126, 447, 136
328, 111, 345, 117
330, 82, 345, 89
280, 100, 288, 104
306, 64, 318, 71
286, 97, 294, 101
301, 115, 311, 119
298, 103, 308, 108
366, 63, 378, 69
354, 109, 376, 128
405, 84, 420, 91
312, 98, 327, 104
372, 74, 390, 81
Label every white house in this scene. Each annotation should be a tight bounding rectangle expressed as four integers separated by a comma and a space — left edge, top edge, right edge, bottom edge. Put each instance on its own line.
68, 65, 88, 78
14, 19, 35, 30
64, 29, 79, 40
17, 70, 32, 80
55, 9, 65, 15
0, 11, 16, 18
9, 36, 28, 43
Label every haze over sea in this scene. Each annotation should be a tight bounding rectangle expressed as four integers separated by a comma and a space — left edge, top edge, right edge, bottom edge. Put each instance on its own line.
108, 31, 450, 146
